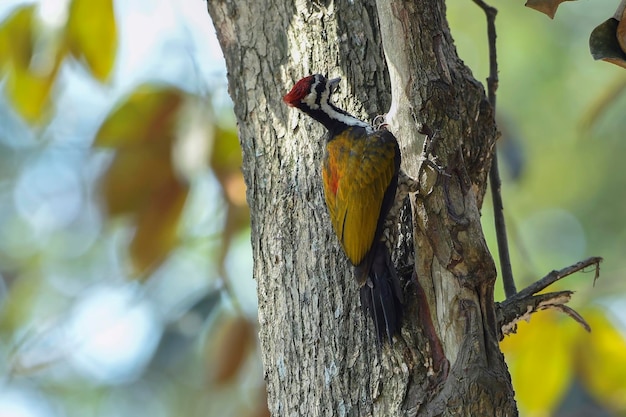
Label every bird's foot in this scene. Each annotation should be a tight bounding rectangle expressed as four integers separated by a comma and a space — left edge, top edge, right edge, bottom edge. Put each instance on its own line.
373, 114, 389, 131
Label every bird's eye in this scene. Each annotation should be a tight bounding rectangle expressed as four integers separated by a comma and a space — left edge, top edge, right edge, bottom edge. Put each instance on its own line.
327, 77, 341, 95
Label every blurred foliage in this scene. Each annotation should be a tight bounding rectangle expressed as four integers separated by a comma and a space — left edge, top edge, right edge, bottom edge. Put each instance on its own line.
206, 312, 256, 385
450, 1, 626, 416
581, 77, 626, 130
501, 308, 626, 415
0, 1, 264, 417
0, 1, 624, 417
501, 308, 626, 414
0, 0, 116, 122
96, 85, 189, 275
528, 0, 626, 70
0, 5, 63, 121
67, 0, 117, 81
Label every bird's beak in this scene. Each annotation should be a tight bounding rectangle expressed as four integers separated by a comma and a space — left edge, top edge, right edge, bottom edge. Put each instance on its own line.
328, 77, 341, 93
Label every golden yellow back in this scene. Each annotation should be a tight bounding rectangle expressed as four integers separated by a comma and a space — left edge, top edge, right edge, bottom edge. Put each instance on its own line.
322, 127, 398, 266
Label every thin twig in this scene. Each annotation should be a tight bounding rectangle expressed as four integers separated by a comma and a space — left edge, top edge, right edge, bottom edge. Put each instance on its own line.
549, 304, 592, 332
490, 155, 516, 296
497, 256, 602, 336
473, 0, 498, 106
504, 257, 602, 305
472, 0, 516, 298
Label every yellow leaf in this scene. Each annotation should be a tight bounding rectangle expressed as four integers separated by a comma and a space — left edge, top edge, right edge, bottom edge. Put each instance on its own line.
5, 65, 58, 122
101, 138, 175, 216
0, 5, 35, 69
501, 311, 573, 414
577, 308, 626, 412
95, 85, 184, 148
0, 5, 63, 122
129, 179, 189, 276
67, 0, 117, 81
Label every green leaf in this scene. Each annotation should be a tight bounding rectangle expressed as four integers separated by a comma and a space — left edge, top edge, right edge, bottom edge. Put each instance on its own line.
67, 0, 117, 81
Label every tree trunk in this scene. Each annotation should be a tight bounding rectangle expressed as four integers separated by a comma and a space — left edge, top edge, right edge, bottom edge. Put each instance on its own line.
208, 0, 517, 415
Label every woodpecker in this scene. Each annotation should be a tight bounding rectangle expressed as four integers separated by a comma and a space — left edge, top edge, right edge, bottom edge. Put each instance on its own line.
283, 74, 408, 344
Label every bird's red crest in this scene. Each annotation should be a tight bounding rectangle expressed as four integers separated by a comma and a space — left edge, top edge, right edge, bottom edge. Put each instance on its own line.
283, 75, 315, 107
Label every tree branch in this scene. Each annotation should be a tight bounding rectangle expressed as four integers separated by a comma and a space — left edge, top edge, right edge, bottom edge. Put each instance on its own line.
472, 0, 517, 299
497, 257, 602, 337
506, 256, 602, 303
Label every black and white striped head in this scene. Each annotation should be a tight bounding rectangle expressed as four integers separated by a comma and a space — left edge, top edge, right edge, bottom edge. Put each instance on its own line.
283, 74, 339, 110
283, 74, 370, 132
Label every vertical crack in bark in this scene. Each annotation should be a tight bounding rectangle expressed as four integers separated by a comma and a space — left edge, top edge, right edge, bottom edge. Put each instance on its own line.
374, 0, 516, 414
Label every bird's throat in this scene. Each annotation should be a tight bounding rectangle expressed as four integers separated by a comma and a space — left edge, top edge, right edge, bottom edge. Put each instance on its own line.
305, 102, 371, 135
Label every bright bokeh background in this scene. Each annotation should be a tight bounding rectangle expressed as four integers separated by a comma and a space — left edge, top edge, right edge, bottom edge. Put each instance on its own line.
449, 1, 626, 416
0, 0, 624, 416
0, 0, 261, 416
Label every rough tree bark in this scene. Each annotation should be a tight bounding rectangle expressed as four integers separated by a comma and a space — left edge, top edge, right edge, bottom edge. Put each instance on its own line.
208, 0, 517, 415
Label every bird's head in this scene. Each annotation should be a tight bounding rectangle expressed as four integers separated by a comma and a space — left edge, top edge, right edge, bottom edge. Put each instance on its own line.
283, 74, 341, 111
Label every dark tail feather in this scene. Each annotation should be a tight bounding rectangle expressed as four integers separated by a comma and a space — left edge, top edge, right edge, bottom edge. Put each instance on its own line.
359, 243, 403, 344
